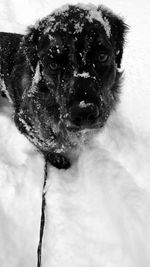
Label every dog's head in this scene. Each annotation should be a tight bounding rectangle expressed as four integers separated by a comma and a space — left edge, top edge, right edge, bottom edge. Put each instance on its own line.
0, 5, 128, 168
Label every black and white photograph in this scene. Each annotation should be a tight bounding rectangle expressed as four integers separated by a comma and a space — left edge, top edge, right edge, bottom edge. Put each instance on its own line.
0, 0, 150, 266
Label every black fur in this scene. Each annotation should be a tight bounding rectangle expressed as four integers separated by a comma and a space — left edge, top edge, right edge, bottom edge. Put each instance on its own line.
0, 5, 128, 169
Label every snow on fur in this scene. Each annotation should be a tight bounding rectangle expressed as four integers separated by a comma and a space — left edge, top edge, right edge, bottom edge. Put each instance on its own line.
1, 0, 150, 266
38, 4, 111, 37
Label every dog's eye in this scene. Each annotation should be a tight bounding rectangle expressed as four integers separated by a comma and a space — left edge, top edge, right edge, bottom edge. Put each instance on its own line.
98, 54, 109, 63
50, 63, 58, 71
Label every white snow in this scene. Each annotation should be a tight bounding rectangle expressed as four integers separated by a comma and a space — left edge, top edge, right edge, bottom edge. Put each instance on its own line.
1, 0, 150, 266
79, 100, 94, 108
27, 62, 41, 96
74, 22, 84, 33
41, 112, 150, 267
0, 114, 44, 267
74, 71, 90, 78
0, 77, 13, 103
50, 3, 111, 37
86, 6, 111, 37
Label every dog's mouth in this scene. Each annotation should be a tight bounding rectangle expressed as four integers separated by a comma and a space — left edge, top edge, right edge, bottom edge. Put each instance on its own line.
66, 101, 102, 131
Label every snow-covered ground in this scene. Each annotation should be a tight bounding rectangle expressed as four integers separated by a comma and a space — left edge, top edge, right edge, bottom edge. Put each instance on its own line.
0, 0, 150, 266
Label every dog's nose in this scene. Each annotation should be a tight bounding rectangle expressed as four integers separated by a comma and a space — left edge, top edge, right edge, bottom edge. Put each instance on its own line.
70, 102, 99, 127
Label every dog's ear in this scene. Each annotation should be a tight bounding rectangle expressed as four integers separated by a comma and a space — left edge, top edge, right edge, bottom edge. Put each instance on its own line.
0, 32, 23, 102
99, 6, 129, 68
0, 29, 41, 111
22, 27, 40, 73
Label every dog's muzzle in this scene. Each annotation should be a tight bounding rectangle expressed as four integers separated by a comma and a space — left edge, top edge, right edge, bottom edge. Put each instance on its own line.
70, 102, 99, 127
68, 77, 101, 128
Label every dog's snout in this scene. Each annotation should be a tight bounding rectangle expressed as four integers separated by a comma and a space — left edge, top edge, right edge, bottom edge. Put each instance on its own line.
74, 77, 97, 95
70, 103, 99, 127
68, 76, 100, 128
69, 77, 99, 107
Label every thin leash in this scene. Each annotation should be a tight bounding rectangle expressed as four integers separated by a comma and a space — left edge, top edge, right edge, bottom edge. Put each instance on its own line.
37, 154, 69, 267
37, 157, 48, 267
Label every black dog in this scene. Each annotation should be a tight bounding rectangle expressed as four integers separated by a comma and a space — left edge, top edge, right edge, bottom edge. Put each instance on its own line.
0, 4, 128, 169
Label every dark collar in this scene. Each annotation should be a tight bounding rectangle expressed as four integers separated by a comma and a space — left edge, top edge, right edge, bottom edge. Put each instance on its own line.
46, 152, 71, 169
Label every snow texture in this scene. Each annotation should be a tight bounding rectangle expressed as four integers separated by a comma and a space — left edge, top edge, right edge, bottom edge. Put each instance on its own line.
36, 4, 111, 38
0, 114, 44, 267
74, 71, 90, 78
0, 0, 150, 266
0, 77, 13, 103
54, 4, 111, 37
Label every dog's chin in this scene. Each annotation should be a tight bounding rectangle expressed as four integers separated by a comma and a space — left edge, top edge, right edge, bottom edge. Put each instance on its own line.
64, 127, 98, 154
65, 113, 106, 132
63, 121, 102, 151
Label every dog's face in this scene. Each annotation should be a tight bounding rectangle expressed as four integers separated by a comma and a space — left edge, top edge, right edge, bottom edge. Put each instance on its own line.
0, 5, 128, 168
